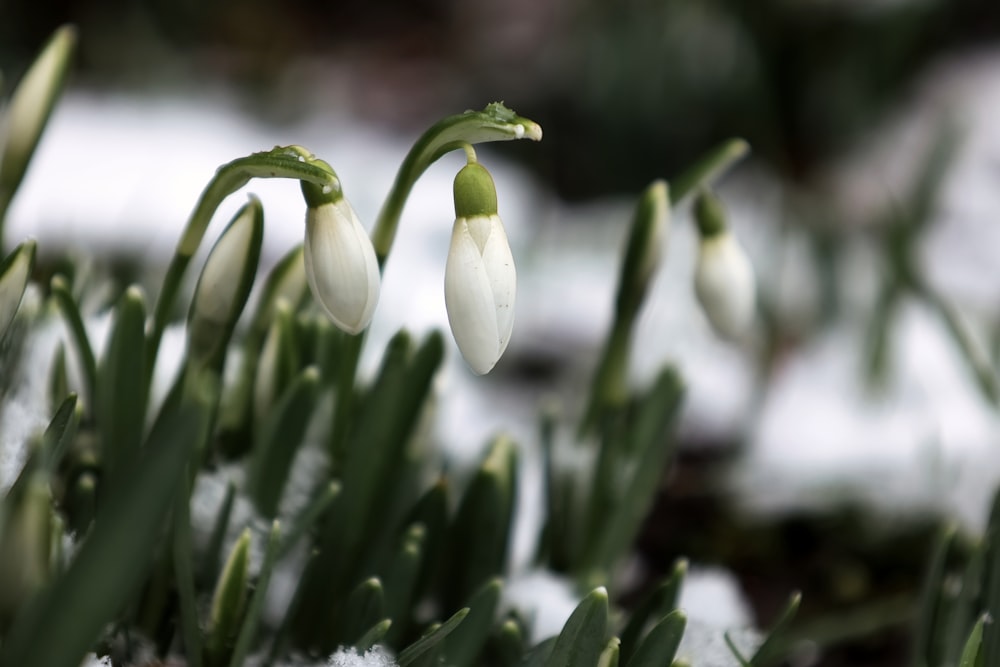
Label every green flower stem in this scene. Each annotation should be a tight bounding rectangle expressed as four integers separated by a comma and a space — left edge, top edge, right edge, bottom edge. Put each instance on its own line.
371, 102, 542, 268
580, 181, 668, 437
148, 146, 338, 366
329, 331, 364, 466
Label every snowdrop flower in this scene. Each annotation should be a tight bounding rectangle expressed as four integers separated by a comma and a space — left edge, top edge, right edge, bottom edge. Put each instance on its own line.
693, 190, 755, 340
445, 161, 516, 375
301, 180, 380, 335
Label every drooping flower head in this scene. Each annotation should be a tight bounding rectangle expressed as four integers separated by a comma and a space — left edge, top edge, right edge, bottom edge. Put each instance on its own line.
301, 175, 380, 335
693, 189, 756, 340
445, 160, 516, 375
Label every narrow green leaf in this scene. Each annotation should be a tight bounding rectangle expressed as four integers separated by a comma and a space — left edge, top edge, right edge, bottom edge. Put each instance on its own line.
724, 632, 753, 667
341, 577, 385, 647
586, 368, 684, 573
313, 331, 442, 592
39, 392, 78, 473
448, 436, 517, 606
253, 300, 300, 433
597, 637, 621, 667
47, 342, 68, 407
618, 559, 687, 666
0, 382, 214, 667
202, 481, 236, 587
174, 479, 204, 667
396, 608, 470, 667
959, 614, 987, 667
522, 637, 558, 667
207, 529, 251, 664
490, 618, 525, 667
442, 578, 503, 667
598, 638, 621, 667
546, 587, 609, 667
625, 610, 686, 667
980, 491, 1000, 666
278, 481, 340, 560
50, 274, 97, 412
217, 243, 306, 448
0, 240, 35, 340
228, 521, 281, 667
383, 524, 426, 645
247, 366, 321, 517
750, 592, 801, 667
404, 478, 448, 599
915, 524, 959, 667
355, 619, 392, 652
97, 286, 148, 489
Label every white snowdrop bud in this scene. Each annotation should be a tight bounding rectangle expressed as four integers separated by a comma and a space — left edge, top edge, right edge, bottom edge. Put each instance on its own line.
302, 180, 380, 335
693, 191, 755, 340
445, 162, 516, 375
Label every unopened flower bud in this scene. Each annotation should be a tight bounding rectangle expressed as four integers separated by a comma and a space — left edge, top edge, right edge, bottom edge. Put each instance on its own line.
445, 162, 516, 374
302, 180, 380, 335
693, 190, 755, 340
188, 198, 263, 366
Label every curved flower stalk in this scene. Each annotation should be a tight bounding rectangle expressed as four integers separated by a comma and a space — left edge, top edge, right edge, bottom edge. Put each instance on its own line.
149, 145, 339, 361
372, 102, 542, 268
693, 189, 756, 340
445, 159, 516, 374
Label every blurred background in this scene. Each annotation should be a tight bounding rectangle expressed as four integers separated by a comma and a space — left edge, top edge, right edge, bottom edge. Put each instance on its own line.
5, 1, 1000, 665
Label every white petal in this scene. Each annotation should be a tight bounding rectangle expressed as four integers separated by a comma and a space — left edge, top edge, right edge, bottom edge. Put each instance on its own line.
304, 200, 380, 334
694, 233, 756, 340
480, 215, 516, 356
445, 218, 502, 374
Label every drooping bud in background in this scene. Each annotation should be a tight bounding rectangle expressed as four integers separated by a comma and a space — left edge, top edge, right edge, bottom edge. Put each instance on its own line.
301, 176, 380, 335
693, 189, 756, 340
444, 160, 516, 375
0, 239, 35, 340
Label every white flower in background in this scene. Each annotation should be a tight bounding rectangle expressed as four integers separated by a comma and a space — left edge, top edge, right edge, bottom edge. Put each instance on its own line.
302, 183, 380, 335
693, 190, 756, 340
444, 161, 516, 375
